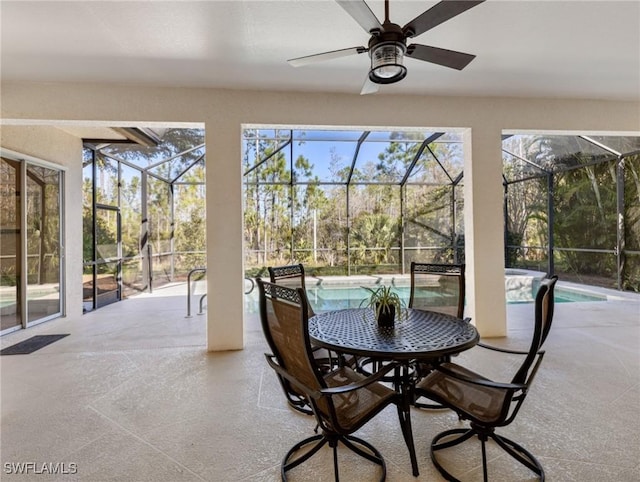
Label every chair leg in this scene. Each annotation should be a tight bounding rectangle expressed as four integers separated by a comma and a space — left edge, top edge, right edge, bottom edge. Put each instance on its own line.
480, 437, 488, 482
282, 433, 386, 482
430, 428, 545, 482
341, 435, 385, 466
490, 432, 545, 480
430, 428, 478, 482
282, 434, 326, 477
332, 440, 339, 481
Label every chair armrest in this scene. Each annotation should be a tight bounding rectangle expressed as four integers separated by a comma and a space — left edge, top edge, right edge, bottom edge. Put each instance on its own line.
266, 353, 399, 399
434, 364, 527, 391
319, 361, 400, 396
264, 353, 323, 400
477, 341, 532, 356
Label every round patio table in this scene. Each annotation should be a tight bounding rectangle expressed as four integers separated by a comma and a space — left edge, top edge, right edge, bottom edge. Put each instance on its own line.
309, 307, 478, 361
308, 307, 479, 477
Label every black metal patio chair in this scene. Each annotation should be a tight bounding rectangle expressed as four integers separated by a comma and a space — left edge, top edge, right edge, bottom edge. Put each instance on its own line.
267, 263, 321, 414
414, 275, 558, 481
409, 262, 469, 409
257, 279, 407, 481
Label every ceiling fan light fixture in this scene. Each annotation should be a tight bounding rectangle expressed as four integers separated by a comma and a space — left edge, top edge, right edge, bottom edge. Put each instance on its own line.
369, 42, 407, 84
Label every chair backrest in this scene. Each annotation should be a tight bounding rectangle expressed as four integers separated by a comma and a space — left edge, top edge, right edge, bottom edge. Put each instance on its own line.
512, 275, 558, 386
257, 279, 329, 414
409, 262, 466, 319
268, 264, 315, 316
268, 263, 307, 289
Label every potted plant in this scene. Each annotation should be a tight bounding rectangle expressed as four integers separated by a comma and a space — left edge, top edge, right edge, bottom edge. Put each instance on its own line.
360, 285, 407, 327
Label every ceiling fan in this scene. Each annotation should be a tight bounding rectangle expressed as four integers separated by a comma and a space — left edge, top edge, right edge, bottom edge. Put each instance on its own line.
288, 0, 485, 95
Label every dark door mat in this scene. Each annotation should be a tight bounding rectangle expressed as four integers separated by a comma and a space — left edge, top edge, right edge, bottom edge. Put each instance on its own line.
1, 334, 70, 355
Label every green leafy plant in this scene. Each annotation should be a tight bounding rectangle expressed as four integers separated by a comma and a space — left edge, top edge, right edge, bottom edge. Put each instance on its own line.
360, 285, 407, 323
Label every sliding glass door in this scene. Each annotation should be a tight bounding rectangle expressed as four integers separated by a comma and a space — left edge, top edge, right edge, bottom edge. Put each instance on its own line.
0, 155, 63, 334
0, 158, 22, 332
25, 165, 62, 323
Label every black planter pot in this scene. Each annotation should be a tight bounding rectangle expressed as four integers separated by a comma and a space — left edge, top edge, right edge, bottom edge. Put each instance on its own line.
376, 303, 395, 328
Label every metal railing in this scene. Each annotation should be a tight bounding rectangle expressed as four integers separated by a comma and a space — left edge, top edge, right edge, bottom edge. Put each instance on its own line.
244, 276, 255, 295
185, 269, 256, 317
185, 267, 206, 318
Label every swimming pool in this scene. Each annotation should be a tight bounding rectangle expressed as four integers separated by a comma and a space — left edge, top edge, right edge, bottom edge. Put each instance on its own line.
305, 283, 605, 312
246, 275, 607, 313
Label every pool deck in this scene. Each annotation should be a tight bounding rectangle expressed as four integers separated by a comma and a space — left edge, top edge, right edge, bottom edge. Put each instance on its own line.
1, 280, 639, 481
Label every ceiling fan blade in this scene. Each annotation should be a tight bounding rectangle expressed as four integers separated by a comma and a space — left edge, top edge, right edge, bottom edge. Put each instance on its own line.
336, 0, 382, 34
403, 0, 485, 38
406, 44, 476, 70
360, 76, 379, 95
288, 46, 367, 67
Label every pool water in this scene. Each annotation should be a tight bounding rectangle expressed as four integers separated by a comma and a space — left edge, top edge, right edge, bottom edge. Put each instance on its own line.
246, 282, 606, 314
530, 288, 605, 304
306, 285, 406, 312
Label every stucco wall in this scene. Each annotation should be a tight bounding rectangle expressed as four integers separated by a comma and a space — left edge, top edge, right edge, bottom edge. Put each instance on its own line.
0, 124, 84, 319
1, 81, 639, 348
2, 83, 638, 131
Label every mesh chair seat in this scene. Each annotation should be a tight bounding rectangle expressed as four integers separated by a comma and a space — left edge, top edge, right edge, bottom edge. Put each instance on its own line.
416, 362, 511, 425
324, 366, 396, 432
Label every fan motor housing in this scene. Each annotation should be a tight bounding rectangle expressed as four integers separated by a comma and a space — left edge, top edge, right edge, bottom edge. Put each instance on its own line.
367, 23, 406, 51
368, 23, 407, 84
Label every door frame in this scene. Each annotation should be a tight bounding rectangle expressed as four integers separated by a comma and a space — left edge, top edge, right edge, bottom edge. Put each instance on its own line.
0, 149, 65, 335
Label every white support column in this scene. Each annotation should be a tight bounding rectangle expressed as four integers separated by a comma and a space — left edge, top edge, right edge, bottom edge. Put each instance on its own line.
463, 127, 507, 337
205, 122, 245, 351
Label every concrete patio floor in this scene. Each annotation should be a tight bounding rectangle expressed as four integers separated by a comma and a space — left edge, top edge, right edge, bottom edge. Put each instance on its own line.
1, 280, 639, 481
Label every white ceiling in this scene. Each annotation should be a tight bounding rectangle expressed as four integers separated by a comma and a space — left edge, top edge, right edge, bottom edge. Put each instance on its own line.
1, 0, 639, 101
